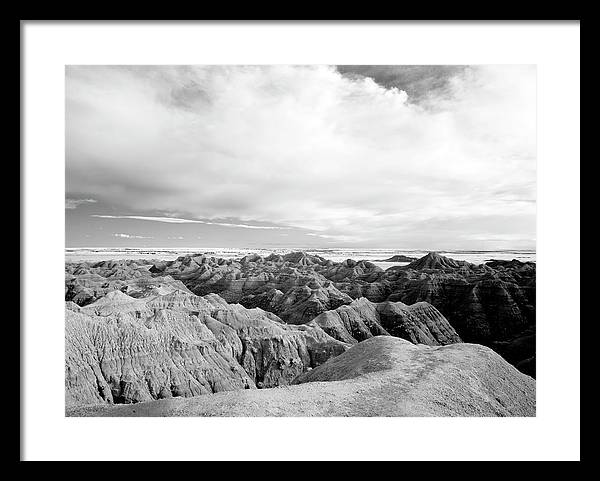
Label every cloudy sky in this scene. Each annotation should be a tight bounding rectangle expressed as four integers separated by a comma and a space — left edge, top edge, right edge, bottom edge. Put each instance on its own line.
66, 65, 536, 250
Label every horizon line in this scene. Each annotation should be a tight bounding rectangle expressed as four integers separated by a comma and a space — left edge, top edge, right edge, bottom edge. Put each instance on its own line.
65, 246, 537, 252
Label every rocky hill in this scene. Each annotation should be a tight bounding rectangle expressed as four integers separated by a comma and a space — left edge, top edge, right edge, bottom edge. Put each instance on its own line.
65, 251, 536, 377
68, 336, 535, 417
241, 281, 353, 325
404, 252, 473, 270
309, 297, 461, 346
65, 289, 348, 406
65, 259, 190, 306
65, 282, 463, 407
336, 254, 536, 376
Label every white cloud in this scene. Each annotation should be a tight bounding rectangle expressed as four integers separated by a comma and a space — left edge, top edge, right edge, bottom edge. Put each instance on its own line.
305, 232, 362, 243
65, 198, 97, 209
113, 233, 153, 239
92, 215, 288, 229
67, 65, 536, 248
95, 215, 204, 224
203, 221, 287, 230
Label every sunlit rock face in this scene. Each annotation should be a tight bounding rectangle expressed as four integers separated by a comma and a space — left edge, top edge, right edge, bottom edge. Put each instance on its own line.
68, 336, 536, 418
308, 297, 461, 346
65, 289, 348, 406
290, 336, 536, 417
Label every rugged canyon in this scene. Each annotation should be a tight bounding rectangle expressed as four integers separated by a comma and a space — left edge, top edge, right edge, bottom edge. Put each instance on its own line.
65, 251, 536, 416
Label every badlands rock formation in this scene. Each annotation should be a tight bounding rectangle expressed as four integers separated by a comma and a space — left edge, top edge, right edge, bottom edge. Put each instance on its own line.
66, 251, 536, 376
65, 259, 191, 306
241, 281, 353, 325
309, 297, 461, 346
68, 336, 535, 417
65, 250, 536, 414
336, 253, 536, 376
66, 289, 348, 406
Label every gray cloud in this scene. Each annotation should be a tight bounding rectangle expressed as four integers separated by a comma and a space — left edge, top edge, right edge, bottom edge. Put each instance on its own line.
336, 65, 469, 105
65, 198, 97, 209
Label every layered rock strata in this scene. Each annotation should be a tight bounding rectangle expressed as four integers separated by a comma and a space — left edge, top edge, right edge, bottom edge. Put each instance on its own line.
65, 290, 348, 406
68, 336, 535, 417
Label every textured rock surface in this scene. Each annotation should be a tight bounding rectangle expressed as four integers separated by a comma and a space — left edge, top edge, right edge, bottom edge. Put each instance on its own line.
404, 252, 474, 270
336, 253, 536, 374
65, 290, 348, 406
376, 300, 462, 345
148, 252, 383, 306
68, 336, 535, 417
66, 251, 536, 376
65, 259, 191, 306
242, 281, 353, 325
309, 297, 461, 346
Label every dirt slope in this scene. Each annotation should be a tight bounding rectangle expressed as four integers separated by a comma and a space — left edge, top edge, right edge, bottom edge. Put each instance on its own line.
68, 336, 535, 417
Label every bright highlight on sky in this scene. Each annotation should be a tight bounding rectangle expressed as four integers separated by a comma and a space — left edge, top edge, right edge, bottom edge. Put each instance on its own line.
66, 65, 536, 250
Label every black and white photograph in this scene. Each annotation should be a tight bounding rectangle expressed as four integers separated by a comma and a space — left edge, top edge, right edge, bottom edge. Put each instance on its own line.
21, 21, 580, 461
64, 64, 537, 417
